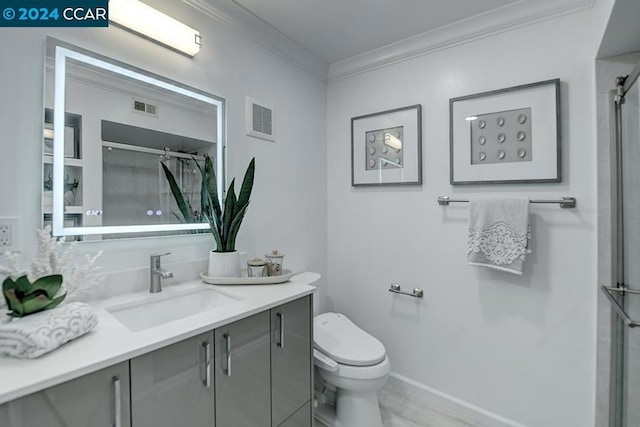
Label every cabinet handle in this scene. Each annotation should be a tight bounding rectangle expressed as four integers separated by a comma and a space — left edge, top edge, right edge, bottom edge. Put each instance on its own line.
202, 341, 211, 388
112, 377, 121, 427
224, 333, 232, 377
277, 312, 285, 348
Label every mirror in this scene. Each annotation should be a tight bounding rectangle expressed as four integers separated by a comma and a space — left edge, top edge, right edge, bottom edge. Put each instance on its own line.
43, 38, 225, 240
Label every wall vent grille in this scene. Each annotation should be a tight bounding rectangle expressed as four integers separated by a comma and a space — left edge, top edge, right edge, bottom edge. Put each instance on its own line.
246, 97, 275, 142
252, 103, 273, 135
132, 98, 159, 117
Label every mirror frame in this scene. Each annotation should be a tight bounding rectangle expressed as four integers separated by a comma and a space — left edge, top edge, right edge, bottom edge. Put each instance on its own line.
46, 38, 226, 238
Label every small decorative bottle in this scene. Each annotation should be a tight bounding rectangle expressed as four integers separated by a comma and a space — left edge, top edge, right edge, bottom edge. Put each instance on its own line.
265, 250, 285, 277
247, 258, 267, 277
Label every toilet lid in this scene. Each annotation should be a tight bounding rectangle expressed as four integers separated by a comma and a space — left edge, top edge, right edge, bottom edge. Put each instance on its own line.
314, 312, 386, 366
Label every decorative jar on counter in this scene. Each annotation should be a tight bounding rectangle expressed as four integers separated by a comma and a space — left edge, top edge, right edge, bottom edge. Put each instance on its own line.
265, 250, 284, 276
247, 258, 267, 277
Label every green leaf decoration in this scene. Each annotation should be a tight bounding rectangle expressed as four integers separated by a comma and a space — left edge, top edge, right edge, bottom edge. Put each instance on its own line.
173, 156, 256, 252
3, 288, 24, 316
203, 193, 224, 252
44, 293, 67, 311
160, 161, 195, 224
236, 158, 255, 209
2, 274, 67, 318
30, 274, 63, 299
226, 202, 249, 252
2, 277, 16, 296
14, 276, 32, 294
222, 180, 237, 248
195, 155, 222, 222
21, 293, 55, 314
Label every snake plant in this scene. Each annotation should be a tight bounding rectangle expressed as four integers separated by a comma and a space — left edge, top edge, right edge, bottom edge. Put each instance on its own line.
161, 156, 255, 252
2, 275, 66, 318
196, 157, 255, 252
160, 160, 199, 224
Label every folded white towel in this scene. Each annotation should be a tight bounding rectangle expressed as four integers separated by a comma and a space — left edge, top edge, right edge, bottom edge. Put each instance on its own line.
467, 196, 530, 275
0, 302, 98, 359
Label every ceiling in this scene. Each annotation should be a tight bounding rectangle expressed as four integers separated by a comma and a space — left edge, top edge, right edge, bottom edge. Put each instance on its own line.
230, 0, 521, 63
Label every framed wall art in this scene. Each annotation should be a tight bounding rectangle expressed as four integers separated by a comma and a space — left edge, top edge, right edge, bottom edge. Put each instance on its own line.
450, 79, 561, 185
351, 104, 422, 186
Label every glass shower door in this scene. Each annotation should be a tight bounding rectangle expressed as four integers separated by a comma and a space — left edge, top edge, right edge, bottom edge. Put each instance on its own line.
606, 62, 640, 427
621, 68, 640, 427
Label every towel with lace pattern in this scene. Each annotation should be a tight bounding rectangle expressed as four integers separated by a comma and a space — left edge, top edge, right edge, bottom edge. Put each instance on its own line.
467, 196, 530, 275
0, 302, 98, 359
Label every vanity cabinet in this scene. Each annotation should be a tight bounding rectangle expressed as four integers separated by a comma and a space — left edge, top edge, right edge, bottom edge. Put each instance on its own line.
271, 296, 312, 427
214, 310, 272, 427
279, 402, 312, 427
0, 294, 313, 427
213, 295, 312, 427
0, 362, 130, 427
130, 331, 215, 427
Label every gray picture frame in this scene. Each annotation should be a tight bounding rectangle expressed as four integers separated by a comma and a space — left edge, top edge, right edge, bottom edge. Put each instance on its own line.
351, 104, 422, 187
449, 79, 561, 185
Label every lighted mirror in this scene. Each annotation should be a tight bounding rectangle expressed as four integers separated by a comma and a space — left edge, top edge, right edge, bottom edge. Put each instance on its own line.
43, 38, 225, 240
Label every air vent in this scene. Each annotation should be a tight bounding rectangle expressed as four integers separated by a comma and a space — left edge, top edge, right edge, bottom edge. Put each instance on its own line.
132, 98, 159, 118
252, 103, 272, 135
246, 97, 275, 142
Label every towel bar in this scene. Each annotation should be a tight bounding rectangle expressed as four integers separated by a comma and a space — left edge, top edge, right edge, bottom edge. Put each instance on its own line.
389, 283, 424, 298
437, 196, 576, 209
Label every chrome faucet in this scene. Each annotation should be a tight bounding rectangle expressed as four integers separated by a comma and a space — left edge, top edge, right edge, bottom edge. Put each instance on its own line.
150, 252, 173, 293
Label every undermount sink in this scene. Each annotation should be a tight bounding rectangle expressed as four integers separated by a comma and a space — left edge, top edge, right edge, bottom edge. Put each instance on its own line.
107, 287, 243, 332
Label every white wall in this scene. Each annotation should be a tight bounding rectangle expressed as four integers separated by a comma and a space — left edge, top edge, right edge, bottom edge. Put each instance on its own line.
326, 6, 608, 427
0, 1, 327, 291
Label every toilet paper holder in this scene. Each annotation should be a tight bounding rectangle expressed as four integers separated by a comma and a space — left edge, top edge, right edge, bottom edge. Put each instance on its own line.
389, 283, 423, 298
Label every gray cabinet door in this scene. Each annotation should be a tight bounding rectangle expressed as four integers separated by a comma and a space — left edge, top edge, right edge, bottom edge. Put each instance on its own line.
0, 362, 130, 427
130, 331, 215, 427
279, 402, 311, 427
271, 295, 312, 426
215, 310, 271, 427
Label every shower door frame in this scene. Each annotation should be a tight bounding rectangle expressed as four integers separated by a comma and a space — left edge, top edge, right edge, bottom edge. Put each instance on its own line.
605, 58, 640, 427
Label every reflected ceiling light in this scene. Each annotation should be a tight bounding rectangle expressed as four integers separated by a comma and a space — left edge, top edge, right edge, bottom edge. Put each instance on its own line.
465, 116, 478, 121
43, 128, 54, 140
383, 133, 402, 151
109, 0, 202, 57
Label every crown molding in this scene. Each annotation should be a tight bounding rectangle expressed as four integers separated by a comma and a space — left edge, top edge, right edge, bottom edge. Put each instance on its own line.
183, 0, 594, 84
328, 0, 595, 82
184, 0, 330, 82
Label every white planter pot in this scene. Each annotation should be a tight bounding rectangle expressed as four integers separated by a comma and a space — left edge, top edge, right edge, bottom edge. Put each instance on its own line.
208, 250, 240, 277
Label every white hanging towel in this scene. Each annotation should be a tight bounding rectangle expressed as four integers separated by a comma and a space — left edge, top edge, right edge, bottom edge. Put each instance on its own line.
0, 302, 98, 359
467, 196, 530, 275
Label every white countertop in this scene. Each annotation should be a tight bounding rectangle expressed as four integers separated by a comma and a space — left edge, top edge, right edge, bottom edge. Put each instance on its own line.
0, 272, 320, 405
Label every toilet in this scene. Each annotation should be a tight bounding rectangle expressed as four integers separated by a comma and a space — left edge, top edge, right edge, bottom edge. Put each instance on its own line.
313, 312, 391, 427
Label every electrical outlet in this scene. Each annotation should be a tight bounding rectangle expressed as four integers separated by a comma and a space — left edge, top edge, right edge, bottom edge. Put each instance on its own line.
0, 224, 11, 247
0, 218, 21, 252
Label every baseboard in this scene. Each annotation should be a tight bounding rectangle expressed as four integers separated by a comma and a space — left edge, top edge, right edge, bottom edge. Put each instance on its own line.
384, 372, 526, 427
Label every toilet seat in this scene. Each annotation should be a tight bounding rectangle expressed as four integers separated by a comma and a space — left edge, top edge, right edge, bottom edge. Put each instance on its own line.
314, 312, 386, 366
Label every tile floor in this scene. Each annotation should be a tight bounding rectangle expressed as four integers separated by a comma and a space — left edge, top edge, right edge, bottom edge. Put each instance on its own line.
313, 386, 473, 427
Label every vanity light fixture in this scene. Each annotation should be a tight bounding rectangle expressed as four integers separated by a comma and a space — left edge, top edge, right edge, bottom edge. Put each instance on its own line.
109, 0, 202, 57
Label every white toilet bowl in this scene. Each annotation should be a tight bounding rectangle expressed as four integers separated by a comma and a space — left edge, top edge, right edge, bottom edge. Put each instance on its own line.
313, 312, 391, 427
